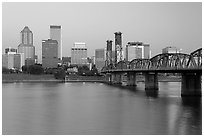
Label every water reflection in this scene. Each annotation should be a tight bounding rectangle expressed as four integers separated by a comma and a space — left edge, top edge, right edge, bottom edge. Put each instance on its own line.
145, 90, 158, 98
2, 82, 202, 135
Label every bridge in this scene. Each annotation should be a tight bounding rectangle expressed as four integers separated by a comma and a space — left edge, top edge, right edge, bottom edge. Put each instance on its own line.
101, 48, 202, 96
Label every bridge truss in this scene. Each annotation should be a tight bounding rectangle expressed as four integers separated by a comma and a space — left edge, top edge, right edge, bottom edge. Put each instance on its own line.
101, 48, 202, 72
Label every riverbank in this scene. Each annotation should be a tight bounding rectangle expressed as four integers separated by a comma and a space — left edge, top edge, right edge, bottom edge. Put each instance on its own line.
2, 74, 63, 83
2, 73, 181, 83
65, 75, 181, 82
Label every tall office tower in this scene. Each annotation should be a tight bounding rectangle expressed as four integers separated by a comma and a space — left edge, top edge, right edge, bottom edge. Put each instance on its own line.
71, 42, 87, 65
18, 26, 35, 66
114, 32, 122, 64
162, 46, 181, 54
50, 25, 62, 60
95, 48, 106, 71
106, 40, 113, 66
125, 42, 150, 61
42, 39, 59, 68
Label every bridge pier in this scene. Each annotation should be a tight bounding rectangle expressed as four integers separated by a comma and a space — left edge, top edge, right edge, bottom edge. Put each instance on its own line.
181, 72, 201, 96
126, 72, 136, 86
111, 73, 122, 85
105, 73, 112, 84
115, 73, 122, 85
144, 72, 158, 90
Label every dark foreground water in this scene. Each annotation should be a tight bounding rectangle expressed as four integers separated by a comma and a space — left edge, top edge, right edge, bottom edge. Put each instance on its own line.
2, 82, 202, 135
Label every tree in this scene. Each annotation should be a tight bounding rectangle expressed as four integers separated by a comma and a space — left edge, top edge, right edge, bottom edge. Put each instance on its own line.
54, 68, 65, 79
91, 64, 98, 75
78, 65, 90, 76
2, 67, 10, 74
22, 65, 28, 73
28, 65, 44, 74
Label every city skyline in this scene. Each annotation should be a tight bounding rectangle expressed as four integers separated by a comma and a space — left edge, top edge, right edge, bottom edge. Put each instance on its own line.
2, 2, 201, 63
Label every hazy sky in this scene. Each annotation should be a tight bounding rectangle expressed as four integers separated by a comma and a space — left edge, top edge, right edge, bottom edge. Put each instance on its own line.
2, 2, 202, 63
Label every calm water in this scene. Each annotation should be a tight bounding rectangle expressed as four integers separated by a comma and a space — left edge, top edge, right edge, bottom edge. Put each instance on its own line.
2, 82, 202, 135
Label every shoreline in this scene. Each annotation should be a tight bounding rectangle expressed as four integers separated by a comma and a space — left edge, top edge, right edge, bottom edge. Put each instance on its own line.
3, 79, 181, 83
2, 74, 181, 83
2, 80, 64, 83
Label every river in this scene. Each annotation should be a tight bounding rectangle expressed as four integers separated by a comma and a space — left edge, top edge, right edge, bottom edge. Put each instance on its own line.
2, 82, 202, 135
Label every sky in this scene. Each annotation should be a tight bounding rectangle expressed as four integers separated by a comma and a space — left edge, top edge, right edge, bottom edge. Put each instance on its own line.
2, 2, 202, 63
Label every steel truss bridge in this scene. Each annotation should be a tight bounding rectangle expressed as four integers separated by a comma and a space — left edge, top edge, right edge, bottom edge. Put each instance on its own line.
101, 48, 202, 73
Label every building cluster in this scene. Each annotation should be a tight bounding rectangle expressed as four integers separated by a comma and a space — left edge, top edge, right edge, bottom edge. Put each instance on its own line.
2, 26, 182, 73
3, 26, 36, 70
2, 25, 62, 70
2, 25, 93, 72
94, 32, 151, 71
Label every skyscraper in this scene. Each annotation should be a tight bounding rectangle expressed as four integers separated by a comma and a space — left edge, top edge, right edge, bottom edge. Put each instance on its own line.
71, 42, 87, 65
42, 39, 59, 68
95, 48, 106, 71
18, 26, 35, 66
50, 25, 62, 60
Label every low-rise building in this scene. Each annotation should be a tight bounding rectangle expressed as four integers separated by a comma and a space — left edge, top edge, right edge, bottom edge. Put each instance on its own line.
162, 46, 181, 54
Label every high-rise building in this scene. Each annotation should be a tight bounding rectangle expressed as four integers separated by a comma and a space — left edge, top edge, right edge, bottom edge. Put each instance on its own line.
71, 42, 87, 65
50, 25, 62, 60
95, 48, 106, 71
18, 26, 35, 66
125, 42, 150, 61
114, 32, 122, 64
162, 46, 181, 54
42, 39, 59, 68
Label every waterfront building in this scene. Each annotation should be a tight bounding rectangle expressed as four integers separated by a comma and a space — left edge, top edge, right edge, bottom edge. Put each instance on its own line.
18, 26, 35, 66
2, 47, 23, 70
71, 42, 87, 65
2, 54, 8, 68
25, 58, 35, 67
2, 53, 21, 70
125, 42, 150, 61
162, 46, 181, 54
50, 25, 62, 60
95, 48, 106, 71
13, 54, 21, 70
42, 39, 59, 68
